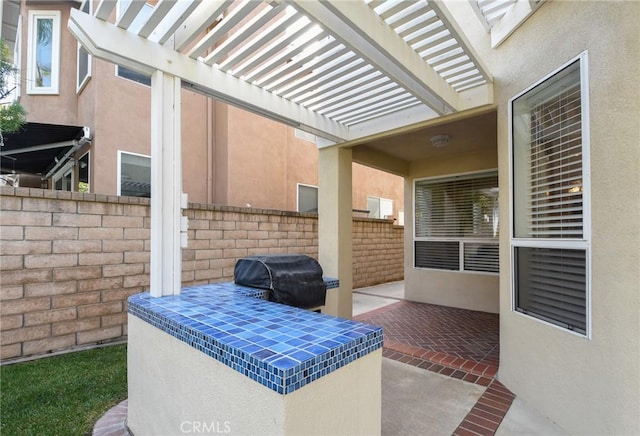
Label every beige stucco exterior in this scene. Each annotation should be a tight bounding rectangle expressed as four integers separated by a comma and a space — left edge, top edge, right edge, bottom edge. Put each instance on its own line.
404, 148, 499, 314
445, 1, 640, 433
128, 315, 382, 435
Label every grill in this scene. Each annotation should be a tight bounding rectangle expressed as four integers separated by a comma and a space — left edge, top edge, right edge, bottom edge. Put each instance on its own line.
234, 254, 327, 310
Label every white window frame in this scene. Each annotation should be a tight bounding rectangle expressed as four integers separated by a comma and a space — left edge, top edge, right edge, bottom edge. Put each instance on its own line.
367, 196, 393, 219
297, 183, 318, 213
76, 1, 92, 93
117, 151, 151, 197
413, 169, 499, 275
508, 51, 592, 338
27, 10, 61, 95
0, 15, 22, 104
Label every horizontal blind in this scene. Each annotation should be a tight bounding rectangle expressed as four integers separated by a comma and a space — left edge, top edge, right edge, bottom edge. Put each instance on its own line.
415, 173, 499, 238
415, 241, 459, 270
464, 242, 499, 273
526, 62, 583, 239
515, 247, 586, 334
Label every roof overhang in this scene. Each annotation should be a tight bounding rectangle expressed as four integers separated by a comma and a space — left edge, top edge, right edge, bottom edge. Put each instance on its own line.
68, 0, 494, 145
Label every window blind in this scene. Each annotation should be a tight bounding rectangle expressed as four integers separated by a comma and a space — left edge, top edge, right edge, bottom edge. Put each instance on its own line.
515, 247, 586, 334
414, 172, 499, 274
514, 61, 583, 239
415, 241, 459, 270
464, 243, 499, 273
415, 174, 499, 238
528, 81, 583, 238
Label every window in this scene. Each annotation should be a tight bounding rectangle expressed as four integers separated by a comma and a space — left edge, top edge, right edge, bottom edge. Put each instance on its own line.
414, 171, 499, 273
118, 151, 151, 198
76, 1, 92, 92
53, 161, 73, 191
27, 11, 61, 94
115, 2, 152, 86
297, 184, 318, 213
78, 152, 90, 192
367, 196, 393, 219
510, 53, 590, 335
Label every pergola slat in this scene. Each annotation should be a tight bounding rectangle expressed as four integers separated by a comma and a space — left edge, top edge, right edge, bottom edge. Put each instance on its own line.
203, 3, 285, 66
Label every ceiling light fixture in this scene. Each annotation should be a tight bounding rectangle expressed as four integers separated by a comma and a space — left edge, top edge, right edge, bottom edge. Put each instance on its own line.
430, 134, 449, 148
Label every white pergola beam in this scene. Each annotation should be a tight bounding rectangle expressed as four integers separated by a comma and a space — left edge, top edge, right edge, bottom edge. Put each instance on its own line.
203, 3, 284, 66
218, 12, 303, 72
244, 27, 326, 83
116, 0, 145, 29
173, 0, 233, 52
94, 0, 116, 21
290, 0, 460, 115
149, 0, 202, 45
68, 8, 349, 143
342, 105, 440, 142
429, 1, 493, 83
138, 0, 179, 39
187, 0, 259, 59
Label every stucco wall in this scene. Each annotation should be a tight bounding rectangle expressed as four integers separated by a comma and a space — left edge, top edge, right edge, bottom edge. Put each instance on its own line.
128, 316, 381, 435
404, 150, 500, 313
0, 187, 403, 362
449, 1, 640, 434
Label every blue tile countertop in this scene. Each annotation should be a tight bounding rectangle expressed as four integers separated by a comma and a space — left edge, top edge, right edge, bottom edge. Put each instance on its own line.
128, 280, 383, 395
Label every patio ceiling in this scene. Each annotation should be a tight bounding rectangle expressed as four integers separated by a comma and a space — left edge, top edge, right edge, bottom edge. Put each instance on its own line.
69, 0, 493, 144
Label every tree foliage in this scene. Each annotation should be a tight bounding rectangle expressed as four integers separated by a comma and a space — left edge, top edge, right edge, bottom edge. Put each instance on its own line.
0, 39, 26, 135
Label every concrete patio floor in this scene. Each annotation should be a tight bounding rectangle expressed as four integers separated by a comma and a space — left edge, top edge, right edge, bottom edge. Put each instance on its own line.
355, 281, 565, 436
94, 281, 565, 435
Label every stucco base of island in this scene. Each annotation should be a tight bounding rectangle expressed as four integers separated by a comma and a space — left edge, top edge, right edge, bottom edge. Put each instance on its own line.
127, 316, 382, 435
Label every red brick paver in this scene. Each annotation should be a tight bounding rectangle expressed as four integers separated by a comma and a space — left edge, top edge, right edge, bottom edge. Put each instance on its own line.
453, 380, 516, 435
355, 299, 500, 376
357, 298, 514, 435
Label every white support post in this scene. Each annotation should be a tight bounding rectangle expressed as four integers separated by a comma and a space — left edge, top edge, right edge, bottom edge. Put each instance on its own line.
150, 70, 183, 297
318, 146, 353, 318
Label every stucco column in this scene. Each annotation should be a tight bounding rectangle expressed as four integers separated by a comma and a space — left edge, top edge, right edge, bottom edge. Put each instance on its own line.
318, 146, 353, 318
150, 71, 182, 297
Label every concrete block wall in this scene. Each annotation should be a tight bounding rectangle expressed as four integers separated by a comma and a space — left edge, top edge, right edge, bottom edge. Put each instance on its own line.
353, 218, 404, 288
0, 188, 151, 362
0, 187, 403, 361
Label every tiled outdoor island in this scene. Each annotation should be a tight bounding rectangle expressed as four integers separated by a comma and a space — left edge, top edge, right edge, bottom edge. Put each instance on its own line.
127, 280, 383, 435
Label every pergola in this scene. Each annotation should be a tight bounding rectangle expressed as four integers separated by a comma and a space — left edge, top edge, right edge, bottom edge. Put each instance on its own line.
68, 0, 502, 316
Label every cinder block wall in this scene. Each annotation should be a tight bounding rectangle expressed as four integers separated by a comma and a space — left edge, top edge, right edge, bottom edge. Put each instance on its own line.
0, 187, 403, 361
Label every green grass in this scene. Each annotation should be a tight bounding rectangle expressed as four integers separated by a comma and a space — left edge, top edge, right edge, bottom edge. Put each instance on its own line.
1, 344, 127, 436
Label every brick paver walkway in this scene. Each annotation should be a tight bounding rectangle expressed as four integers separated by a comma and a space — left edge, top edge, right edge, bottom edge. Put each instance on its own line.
355, 298, 514, 436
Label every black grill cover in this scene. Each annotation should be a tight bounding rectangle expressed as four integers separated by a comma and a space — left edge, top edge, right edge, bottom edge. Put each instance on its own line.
234, 255, 326, 309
